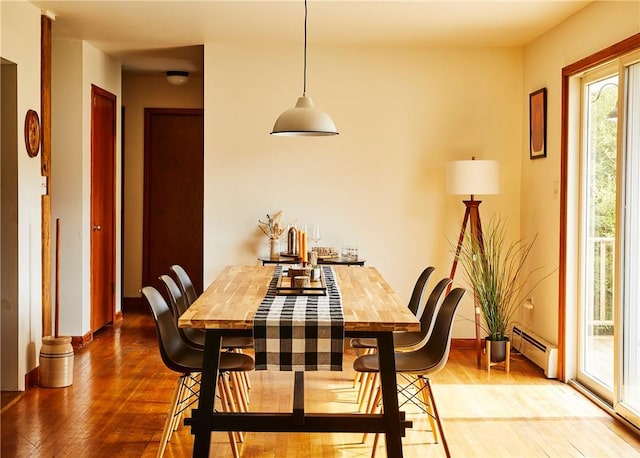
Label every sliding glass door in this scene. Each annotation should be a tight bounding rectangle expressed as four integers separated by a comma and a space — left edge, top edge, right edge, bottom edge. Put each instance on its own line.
617, 58, 640, 426
578, 52, 640, 429
578, 69, 617, 402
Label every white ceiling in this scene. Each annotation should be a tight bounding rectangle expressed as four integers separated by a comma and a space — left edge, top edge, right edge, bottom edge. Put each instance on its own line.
30, 0, 593, 75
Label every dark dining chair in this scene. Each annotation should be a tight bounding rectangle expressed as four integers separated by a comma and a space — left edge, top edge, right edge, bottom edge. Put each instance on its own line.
142, 286, 254, 458
159, 273, 254, 405
353, 287, 466, 458
350, 266, 435, 402
351, 266, 435, 350
353, 276, 451, 351
159, 274, 253, 351
354, 275, 451, 412
169, 264, 198, 306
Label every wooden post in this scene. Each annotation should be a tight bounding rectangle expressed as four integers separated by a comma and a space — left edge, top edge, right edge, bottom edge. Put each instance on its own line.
41, 14, 53, 337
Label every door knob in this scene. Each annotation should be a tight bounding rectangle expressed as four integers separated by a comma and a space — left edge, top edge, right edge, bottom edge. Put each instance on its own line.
92, 224, 102, 231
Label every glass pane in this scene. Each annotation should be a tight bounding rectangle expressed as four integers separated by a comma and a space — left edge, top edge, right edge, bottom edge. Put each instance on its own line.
620, 61, 640, 418
582, 75, 618, 391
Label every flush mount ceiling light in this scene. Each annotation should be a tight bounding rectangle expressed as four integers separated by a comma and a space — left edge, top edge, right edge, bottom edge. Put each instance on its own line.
271, 0, 338, 136
166, 70, 189, 86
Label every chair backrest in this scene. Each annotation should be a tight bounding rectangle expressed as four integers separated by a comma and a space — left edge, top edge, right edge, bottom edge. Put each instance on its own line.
142, 285, 202, 374
159, 274, 205, 350
159, 274, 188, 317
412, 287, 466, 375
407, 266, 436, 316
415, 277, 452, 343
170, 264, 198, 306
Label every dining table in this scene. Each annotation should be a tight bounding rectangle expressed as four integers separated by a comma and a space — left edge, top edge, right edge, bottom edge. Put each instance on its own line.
178, 265, 420, 457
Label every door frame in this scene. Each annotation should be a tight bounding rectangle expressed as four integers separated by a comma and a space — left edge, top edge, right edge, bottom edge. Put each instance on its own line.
560, 33, 640, 381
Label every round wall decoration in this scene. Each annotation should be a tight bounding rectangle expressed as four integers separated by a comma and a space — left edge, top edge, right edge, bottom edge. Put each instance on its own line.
24, 109, 41, 158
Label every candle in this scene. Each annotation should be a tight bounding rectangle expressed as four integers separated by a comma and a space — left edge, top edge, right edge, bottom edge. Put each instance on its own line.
303, 231, 308, 263
300, 231, 308, 264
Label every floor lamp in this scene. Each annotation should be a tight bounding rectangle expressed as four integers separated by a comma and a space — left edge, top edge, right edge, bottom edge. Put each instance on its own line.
446, 158, 500, 367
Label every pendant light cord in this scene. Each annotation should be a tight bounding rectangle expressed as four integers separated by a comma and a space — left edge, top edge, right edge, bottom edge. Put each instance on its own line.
303, 0, 307, 96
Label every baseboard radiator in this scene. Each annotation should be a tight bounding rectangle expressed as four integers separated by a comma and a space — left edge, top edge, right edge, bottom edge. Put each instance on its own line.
512, 326, 558, 378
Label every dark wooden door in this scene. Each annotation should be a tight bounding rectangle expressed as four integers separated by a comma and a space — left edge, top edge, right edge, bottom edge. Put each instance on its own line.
142, 108, 204, 296
90, 85, 116, 332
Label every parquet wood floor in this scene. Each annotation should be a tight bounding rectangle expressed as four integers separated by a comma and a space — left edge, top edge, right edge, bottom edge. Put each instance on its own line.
2, 310, 639, 457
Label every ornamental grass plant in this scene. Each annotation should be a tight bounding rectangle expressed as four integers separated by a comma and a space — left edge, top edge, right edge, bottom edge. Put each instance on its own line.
455, 215, 551, 341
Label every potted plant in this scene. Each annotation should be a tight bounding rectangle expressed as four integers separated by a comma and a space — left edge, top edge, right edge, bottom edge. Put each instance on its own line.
455, 215, 550, 363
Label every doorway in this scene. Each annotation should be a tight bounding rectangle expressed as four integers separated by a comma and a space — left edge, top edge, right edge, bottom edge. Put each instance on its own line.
90, 85, 117, 332
1, 59, 19, 391
142, 108, 204, 296
574, 51, 640, 429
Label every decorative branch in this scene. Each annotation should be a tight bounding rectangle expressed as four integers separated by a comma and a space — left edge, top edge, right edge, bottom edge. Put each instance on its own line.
258, 211, 285, 239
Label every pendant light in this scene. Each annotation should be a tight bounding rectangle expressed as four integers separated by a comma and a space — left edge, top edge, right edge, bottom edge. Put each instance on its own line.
271, 0, 338, 136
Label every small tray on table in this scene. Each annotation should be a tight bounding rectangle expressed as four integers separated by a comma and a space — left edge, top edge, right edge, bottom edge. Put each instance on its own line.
276, 269, 326, 296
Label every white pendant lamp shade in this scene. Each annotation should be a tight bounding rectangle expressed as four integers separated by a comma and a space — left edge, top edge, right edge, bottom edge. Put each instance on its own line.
271, 95, 338, 136
270, 0, 338, 136
446, 159, 500, 196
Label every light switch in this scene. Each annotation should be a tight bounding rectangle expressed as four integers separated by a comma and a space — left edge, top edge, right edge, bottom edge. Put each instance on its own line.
41, 176, 48, 195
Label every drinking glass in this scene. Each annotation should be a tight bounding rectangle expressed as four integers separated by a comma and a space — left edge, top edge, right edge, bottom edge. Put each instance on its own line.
311, 224, 321, 245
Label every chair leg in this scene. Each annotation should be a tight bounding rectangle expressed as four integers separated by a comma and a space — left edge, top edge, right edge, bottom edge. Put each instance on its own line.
362, 385, 382, 443
238, 370, 251, 404
238, 349, 252, 392
230, 349, 251, 401
218, 377, 240, 458
364, 373, 379, 414
370, 430, 381, 458
424, 377, 451, 458
353, 348, 374, 389
353, 370, 364, 389
230, 371, 249, 412
157, 375, 185, 458
169, 378, 187, 434
358, 373, 376, 412
172, 373, 198, 432
417, 376, 438, 444
221, 373, 245, 443
356, 371, 368, 404
242, 370, 251, 392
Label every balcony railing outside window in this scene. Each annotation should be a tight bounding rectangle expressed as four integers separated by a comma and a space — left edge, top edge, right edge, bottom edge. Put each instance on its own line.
586, 236, 615, 330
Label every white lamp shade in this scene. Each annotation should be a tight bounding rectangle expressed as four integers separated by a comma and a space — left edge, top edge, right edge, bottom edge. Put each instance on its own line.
271, 96, 338, 136
446, 160, 500, 195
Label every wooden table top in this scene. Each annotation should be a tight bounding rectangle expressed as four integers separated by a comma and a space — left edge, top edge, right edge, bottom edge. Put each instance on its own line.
178, 265, 420, 332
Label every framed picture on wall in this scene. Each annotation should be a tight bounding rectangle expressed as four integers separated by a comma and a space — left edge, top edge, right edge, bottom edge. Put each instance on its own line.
529, 88, 547, 159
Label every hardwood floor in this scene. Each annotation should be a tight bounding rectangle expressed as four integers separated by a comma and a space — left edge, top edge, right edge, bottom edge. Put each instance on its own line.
2, 310, 639, 457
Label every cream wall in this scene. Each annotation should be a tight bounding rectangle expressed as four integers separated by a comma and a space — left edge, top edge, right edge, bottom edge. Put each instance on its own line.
204, 43, 523, 338
51, 39, 83, 336
122, 74, 204, 298
51, 37, 122, 337
0, 0, 43, 390
521, 1, 640, 350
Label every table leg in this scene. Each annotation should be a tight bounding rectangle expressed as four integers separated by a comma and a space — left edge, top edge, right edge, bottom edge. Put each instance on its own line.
190, 330, 222, 457
377, 332, 404, 458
